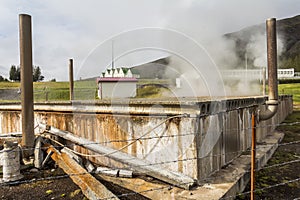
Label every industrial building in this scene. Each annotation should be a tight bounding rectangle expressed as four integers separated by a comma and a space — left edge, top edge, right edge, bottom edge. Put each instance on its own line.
97, 67, 139, 99
97, 77, 138, 99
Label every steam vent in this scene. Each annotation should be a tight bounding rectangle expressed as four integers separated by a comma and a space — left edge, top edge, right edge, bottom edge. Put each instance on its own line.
0, 12, 299, 200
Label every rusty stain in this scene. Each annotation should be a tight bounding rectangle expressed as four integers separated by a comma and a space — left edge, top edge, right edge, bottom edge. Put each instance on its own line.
0, 95, 293, 181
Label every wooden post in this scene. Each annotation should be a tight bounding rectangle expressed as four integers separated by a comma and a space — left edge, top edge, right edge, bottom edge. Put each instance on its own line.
69, 59, 74, 101
251, 113, 256, 200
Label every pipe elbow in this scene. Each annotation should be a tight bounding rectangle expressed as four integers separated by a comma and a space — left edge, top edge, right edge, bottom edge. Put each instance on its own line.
259, 100, 278, 121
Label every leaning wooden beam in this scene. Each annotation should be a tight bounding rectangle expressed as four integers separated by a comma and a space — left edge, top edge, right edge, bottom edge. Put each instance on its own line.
96, 173, 173, 199
45, 145, 120, 200
39, 124, 196, 190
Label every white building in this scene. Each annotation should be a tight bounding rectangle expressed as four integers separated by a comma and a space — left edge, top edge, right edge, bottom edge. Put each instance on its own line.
221, 68, 295, 81
277, 68, 294, 78
97, 77, 138, 99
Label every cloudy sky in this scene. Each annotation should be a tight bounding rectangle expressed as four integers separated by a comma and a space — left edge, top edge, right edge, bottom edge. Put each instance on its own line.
0, 0, 299, 81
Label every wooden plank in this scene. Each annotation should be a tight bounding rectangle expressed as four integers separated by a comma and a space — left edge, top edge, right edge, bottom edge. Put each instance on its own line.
46, 145, 119, 200
96, 173, 172, 200
39, 124, 196, 190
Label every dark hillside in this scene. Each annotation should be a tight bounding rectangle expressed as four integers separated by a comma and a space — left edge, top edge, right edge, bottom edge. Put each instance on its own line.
131, 57, 171, 79
225, 15, 300, 71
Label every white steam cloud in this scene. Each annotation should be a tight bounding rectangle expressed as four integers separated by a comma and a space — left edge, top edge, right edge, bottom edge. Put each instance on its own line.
246, 32, 285, 67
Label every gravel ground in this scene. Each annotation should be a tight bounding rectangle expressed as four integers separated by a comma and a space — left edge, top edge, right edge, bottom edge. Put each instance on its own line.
0, 167, 86, 200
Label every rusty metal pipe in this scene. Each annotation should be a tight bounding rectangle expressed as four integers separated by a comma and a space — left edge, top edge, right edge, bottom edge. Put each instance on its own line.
250, 113, 256, 200
259, 18, 278, 121
262, 67, 266, 96
19, 14, 35, 154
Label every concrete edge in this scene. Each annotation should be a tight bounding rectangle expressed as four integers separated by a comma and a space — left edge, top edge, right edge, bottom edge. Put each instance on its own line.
98, 131, 284, 200
220, 131, 284, 200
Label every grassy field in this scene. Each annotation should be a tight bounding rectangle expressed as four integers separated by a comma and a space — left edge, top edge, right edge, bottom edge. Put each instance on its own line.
0, 80, 98, 102
278, 83, 300, 105
0, 80, 172, 101
0, 81, 299, 103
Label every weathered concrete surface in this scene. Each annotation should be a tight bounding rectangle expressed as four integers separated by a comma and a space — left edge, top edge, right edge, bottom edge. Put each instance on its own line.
41, 124, 196, 190
96, 131, 284, 200
0, 95, 293, 182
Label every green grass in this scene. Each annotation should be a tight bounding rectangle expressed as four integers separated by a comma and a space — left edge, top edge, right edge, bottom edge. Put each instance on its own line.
34, 80, 97, 102
0, 81, 299, 102
136, 85, 173, 98
278, 83, 300, 105
0, 82, 20, 89
0, 80, 97, 102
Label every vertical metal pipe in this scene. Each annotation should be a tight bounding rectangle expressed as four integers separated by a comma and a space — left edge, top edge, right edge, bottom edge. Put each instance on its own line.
250, 113, 256, 200
262, 67, 266, 96
69, 59, 74, 101
259, 18, 278, 121
266, 18, 278, 101
19, 14, 34, 154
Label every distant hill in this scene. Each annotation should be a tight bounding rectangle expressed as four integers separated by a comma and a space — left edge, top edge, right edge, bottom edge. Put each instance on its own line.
130, 15, 300, 78
225, 15, 300, 71
131, 57, 172, 79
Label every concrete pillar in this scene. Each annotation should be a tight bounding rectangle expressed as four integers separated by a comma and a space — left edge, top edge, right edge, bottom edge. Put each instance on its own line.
69, 59, 74, 101
19, 14, 34, 155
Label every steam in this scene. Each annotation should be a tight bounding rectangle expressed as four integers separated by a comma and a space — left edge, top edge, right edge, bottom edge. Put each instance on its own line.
160, 26, 286, 97
0, 0, 294, 82
246, 32, 285, 67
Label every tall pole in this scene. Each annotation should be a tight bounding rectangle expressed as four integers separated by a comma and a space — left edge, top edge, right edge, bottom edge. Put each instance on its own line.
111, 40, 114, 70
266, 18, 278, 102
251, 112, 256, 200
19, 14, 34, 157
259, 18, 279, 121
262, 67, 266, 96
69, 59, 74, 101
245, 52, 248, 84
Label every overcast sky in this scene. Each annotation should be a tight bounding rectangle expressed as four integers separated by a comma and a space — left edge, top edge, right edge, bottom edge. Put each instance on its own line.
0, 0, 299, 81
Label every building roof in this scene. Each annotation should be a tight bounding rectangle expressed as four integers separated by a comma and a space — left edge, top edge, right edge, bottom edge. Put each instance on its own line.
97, 77, 138, 83
103, 67, 139, 75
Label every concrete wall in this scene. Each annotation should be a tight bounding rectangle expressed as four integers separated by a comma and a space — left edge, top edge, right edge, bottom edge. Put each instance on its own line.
0, 95, 293, 181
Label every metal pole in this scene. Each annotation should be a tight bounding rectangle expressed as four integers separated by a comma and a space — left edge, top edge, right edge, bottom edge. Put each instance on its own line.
19, 14, 34, 156
69, 59, 74, 101
259, 18, 278, 121
262, 67, 266, 96
266, 18, 278, 101
251, 113, 256, 200
111, 40, 114, 70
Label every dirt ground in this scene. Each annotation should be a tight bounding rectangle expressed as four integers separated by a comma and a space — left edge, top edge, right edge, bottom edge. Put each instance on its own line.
0, 166, 86, 200
0, 163, 148, 200
0, 109, 299, 200
236, 110, 300, 200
